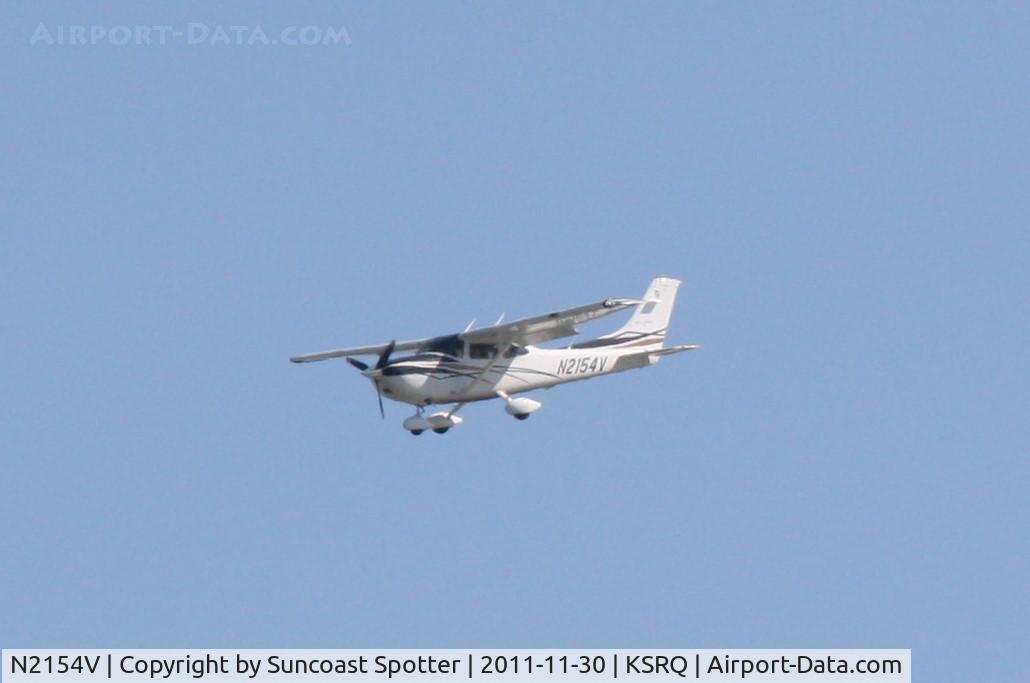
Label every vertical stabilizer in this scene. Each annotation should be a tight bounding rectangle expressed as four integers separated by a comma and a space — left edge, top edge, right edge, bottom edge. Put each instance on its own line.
574, 277, 681, 350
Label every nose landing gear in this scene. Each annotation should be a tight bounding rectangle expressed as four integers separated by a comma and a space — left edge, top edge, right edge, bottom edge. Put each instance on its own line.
402, 408, 431, 435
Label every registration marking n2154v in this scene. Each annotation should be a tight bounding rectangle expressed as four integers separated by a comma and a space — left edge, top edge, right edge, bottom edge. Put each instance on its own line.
556, 357, 608, 376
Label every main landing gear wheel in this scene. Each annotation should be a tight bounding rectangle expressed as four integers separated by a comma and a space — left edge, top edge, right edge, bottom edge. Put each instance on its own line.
405, 409, 462, 434
498, 392, 542, 421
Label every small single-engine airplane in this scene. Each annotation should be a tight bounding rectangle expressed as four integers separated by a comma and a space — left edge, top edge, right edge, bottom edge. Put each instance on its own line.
291, 276, 698, 434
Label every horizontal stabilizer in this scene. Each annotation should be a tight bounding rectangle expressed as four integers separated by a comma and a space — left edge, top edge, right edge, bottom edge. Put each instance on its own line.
649, 344, 700, 356
609, 343, 700, 373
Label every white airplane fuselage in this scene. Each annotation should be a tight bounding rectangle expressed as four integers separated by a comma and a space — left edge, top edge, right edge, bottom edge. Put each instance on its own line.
373, 344, 655, 406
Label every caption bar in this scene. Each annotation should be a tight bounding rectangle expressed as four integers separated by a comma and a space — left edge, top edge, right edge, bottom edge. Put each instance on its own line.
2, 650, 909, 682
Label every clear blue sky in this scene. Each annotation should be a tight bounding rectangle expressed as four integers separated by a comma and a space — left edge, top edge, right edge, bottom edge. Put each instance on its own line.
2, 2, 1028, 680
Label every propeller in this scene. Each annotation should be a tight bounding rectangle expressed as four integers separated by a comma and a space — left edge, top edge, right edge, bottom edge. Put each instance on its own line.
375, 340, 396, 370
346, 340, 396, 418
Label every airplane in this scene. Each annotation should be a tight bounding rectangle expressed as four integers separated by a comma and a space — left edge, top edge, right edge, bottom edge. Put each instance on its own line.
291, 276, 698, 434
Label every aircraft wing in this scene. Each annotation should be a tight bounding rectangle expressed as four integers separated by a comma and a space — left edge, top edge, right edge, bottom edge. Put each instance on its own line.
290, 338, 428, 363
292, 297, 642, 362
461, 297, 643, 346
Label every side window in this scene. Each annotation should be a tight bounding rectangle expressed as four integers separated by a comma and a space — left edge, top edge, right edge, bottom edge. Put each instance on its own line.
469, 343, 497, 359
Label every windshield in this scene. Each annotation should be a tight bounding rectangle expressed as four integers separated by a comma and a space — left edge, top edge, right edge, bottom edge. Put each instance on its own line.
419, 335, 463, 358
